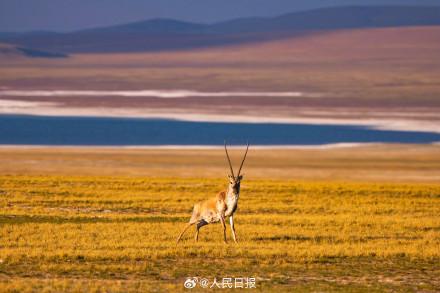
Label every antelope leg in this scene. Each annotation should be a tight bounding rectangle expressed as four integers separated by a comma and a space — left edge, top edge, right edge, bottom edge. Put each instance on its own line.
195, 220, 208, 242
229, 215, 238, 243
176, 222, 195, 244
220, 215, 227, 243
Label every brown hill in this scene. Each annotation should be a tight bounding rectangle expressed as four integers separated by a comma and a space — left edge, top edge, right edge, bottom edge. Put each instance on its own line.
0, 43, 67, 59
0, 26, 439, 130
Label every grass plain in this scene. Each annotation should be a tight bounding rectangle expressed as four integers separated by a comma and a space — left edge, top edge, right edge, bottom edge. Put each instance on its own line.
0, 145, 439, 292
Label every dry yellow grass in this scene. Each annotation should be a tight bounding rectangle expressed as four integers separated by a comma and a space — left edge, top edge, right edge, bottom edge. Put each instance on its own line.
0, 146, 439, 292
0, 144, 439, 182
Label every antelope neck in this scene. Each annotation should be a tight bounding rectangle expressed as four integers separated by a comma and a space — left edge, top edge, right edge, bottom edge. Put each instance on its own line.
227, 184, 240, 199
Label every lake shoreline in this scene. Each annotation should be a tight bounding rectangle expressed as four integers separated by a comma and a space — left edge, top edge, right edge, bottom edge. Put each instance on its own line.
0, 106, 439, 134
0, 142, 386, 149
1, 114, 439, 146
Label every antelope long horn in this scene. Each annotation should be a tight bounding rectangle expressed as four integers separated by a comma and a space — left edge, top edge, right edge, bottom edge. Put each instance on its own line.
224, 141, 235, 178
237, 142, 249, 176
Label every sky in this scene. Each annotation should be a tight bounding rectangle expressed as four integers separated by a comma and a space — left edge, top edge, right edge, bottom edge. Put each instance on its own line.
1, 0, 440, 32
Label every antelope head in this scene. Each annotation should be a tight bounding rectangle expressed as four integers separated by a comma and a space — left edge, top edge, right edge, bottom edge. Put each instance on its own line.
224, 141, 249, 194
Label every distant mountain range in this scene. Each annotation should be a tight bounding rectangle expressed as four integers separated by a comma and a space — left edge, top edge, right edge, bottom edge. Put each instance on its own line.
1, 6, 440, 54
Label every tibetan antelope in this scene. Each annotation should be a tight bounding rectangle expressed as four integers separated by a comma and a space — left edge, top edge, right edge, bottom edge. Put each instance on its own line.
176, 142, 249, 244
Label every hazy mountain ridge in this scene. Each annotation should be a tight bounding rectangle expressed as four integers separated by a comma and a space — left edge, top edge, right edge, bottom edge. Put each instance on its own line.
71, 5, 440, 35
77, 19, 206, 34
1, 6, 439, 54
208, 5, 440, 33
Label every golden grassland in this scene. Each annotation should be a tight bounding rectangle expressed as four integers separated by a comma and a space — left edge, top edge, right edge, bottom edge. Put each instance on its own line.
0, 145, 439, 292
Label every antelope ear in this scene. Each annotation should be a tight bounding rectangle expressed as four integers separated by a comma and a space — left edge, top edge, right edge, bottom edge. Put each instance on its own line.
238, 175, 243, 180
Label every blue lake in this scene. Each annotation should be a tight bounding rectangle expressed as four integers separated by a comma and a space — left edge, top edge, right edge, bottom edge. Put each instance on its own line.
0, 115, 439, 146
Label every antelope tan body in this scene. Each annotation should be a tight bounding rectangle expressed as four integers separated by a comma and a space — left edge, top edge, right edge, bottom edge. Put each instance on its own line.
176, 143, 249, 244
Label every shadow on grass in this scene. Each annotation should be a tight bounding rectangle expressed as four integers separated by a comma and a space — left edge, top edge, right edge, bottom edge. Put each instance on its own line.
252, 235, 421, 243
0, 214, 186, 225
252, 235, 313, 241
